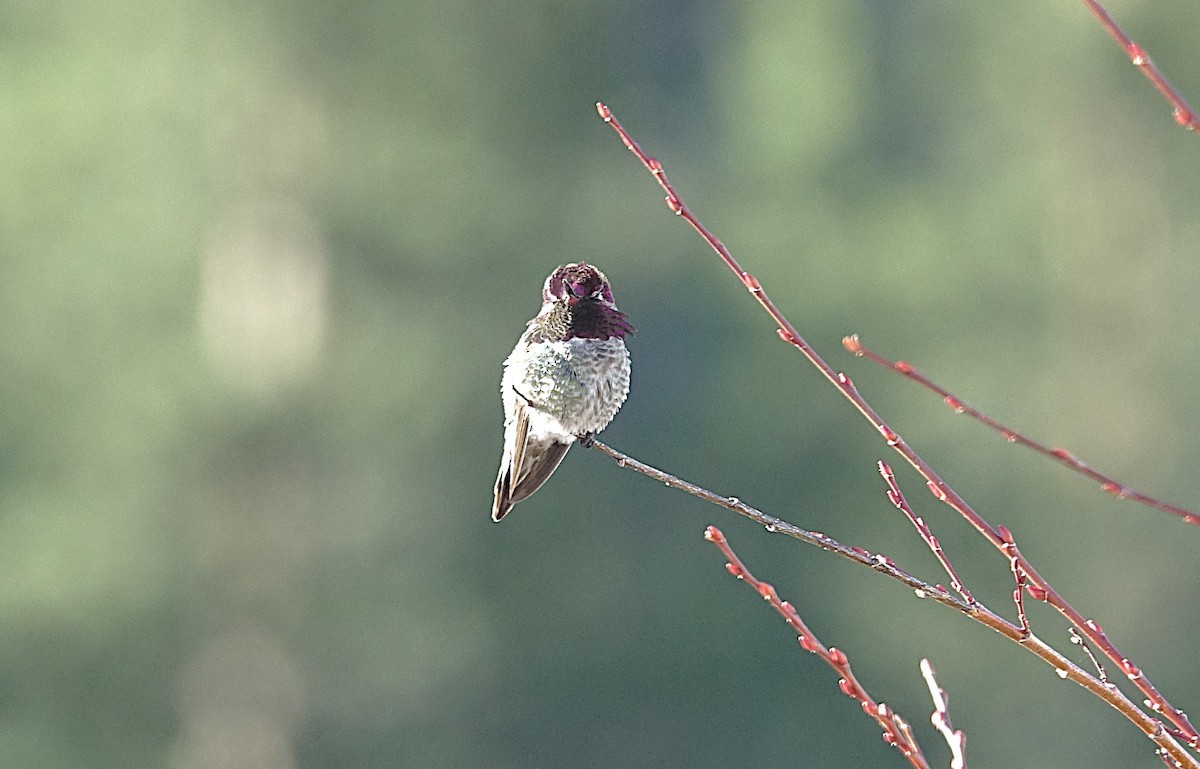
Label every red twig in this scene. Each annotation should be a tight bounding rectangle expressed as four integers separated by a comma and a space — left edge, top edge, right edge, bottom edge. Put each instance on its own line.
844, 335, 1200, 528
585, 440, 971, 613
1070, 627, 1111, 689
705, 526, 931, 768
920, 659, 967, 769
596, 102, 1200, 757
1080, 0, 1200, 133
590, 437, 1198, 767
878, 460, 974, 605
997, 525, 1033, 638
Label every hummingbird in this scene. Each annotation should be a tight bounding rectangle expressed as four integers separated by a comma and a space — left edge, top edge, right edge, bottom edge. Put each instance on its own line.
492, 262, 633, 522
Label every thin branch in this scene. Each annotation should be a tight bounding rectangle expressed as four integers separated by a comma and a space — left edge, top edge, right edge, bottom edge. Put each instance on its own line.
594, 102, 1199, 758
997, 525, 1033, 638
705, 525, 931, 768
586, 439, 968, 613
1070, 627, 1112, 689
1080, 0, 1200, 133
844, 334, 1200, 528
920, 659, 967, 769
587, 438, 1198, 769
878, 460, 974, 605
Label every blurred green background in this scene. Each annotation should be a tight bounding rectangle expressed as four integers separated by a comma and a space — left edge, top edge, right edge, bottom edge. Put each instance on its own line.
3, 0, 1199, 766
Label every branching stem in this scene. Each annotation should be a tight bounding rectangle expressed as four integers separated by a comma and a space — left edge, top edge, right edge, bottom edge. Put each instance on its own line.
593, 101, 1200, 763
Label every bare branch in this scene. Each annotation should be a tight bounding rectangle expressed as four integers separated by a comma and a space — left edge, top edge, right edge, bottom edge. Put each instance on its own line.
844, 335, 1200, 528
594, 102, 1200, 761
1079, 0, 1200, 133
920, 659, 967, 769
706, 525, 931, 768
1070, 627, 1111, 689
997, 525, 1033, 638
878, 460, 974, 605
587, 438, 1197, 768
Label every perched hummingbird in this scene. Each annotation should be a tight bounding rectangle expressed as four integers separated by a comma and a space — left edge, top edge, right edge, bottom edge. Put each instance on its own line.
492, 262, 633, 522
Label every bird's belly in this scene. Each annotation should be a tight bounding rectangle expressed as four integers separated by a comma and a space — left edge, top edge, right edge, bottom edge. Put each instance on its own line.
507, 338, 630, 438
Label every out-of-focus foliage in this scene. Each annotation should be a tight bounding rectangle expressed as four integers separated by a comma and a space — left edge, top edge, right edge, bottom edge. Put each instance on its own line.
2, 0, 1198, 766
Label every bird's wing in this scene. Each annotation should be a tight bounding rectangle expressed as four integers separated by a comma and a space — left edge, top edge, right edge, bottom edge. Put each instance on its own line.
508, 439, 570, 504
491, 403, 529, 522
492, 400, 571, 521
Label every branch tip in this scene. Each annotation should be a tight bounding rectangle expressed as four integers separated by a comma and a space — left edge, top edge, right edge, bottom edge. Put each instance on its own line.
848, 338, 1200, 526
